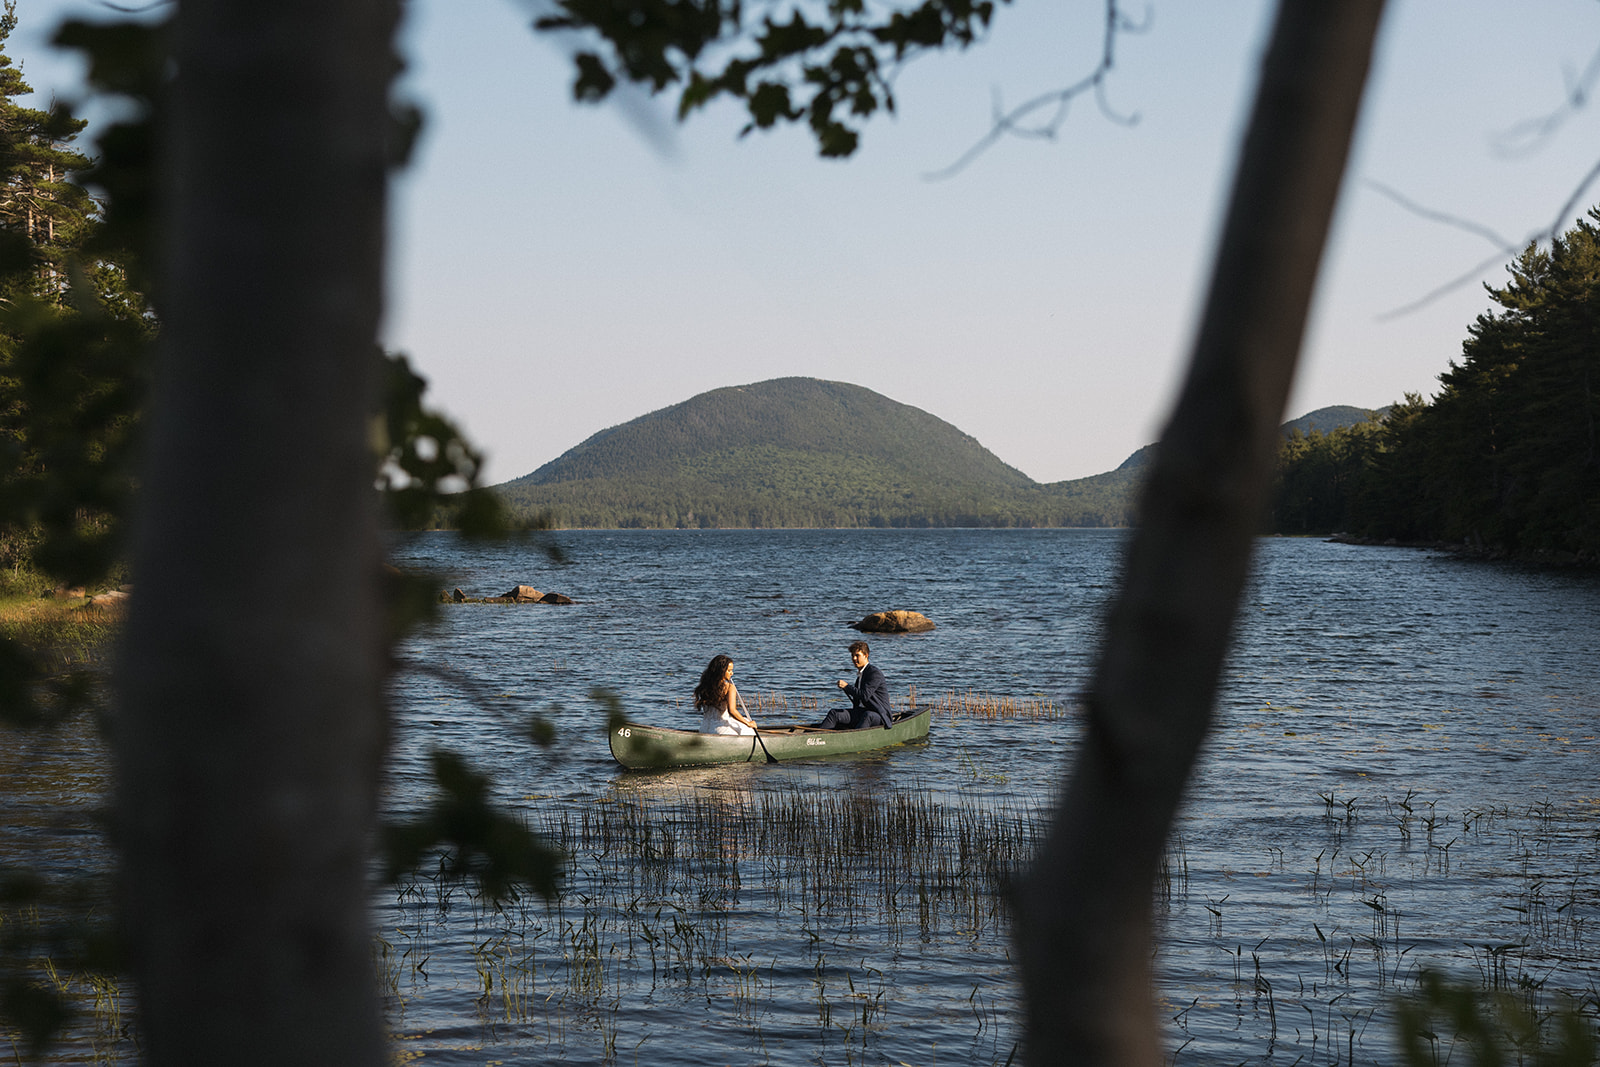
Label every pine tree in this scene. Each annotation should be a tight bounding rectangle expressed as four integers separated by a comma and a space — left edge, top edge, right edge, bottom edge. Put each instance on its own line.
1336, 209, 1600, 559
0, 0, 151, 586
0, 0, 94, 303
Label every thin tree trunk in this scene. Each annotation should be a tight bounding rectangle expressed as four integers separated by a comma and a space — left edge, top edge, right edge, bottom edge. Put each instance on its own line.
1013, 3, 1388, 1063
117, 1, 397, 1061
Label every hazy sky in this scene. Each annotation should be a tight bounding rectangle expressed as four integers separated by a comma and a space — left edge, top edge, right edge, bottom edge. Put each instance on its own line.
14, 2, 1600, 482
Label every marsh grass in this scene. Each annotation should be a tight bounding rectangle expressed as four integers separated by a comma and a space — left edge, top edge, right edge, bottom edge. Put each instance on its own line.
925, 688, 1067, 722
378, 786, 1600, 1066
0, 897, 126, 1065
1161, 792, 1600, 1065
743, 690, 821, 716
0, 595, 121, 676
380, 785, 1042, 1064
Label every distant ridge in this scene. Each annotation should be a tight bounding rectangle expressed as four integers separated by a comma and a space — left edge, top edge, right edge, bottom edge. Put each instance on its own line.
1280, 405, 1384, 436
491, 383, 1377, 529
1118, 405, 1384, 472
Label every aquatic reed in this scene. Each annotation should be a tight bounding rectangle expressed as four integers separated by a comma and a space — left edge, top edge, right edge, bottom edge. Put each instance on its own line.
377, 783, 1041, 1065
925, 688, 1069, 722
380, 785, 1593, 1061
364, 787, 1600, 1066
742, 690, 821, 715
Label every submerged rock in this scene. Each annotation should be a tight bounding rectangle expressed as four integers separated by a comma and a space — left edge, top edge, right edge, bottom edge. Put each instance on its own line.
441, 585, 575, 605
850, 609, 935, 634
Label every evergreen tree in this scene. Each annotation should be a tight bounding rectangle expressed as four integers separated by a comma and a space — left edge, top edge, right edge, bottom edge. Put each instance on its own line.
0, 0, 95, 304
1271, 208, 1600, 560
0, 1, 152, 586
1480, 217, 1600, 555
1269, 419, 1382, 534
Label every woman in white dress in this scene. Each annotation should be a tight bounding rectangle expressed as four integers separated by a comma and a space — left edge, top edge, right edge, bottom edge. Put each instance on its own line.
694, 654, 758, 736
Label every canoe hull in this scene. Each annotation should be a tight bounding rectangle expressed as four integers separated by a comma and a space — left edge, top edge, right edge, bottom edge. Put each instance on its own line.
608, 709, 932, 769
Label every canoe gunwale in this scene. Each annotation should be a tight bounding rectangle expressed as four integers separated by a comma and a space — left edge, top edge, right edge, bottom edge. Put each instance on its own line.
608, 708, 932, 769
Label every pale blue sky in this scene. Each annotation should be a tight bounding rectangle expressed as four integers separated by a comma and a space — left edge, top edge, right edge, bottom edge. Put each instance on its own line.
14, 2, 1600, 482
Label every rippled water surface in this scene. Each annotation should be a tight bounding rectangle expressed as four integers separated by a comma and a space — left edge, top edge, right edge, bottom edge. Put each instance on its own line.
373, 530, 1600, 1066
7, 530, 1600, 1064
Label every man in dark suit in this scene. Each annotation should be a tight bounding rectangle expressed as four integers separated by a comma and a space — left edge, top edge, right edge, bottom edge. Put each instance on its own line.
811, 641, 892, 729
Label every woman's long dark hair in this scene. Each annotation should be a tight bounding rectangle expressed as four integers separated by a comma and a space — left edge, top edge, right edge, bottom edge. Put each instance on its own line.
694, 654, 732, 710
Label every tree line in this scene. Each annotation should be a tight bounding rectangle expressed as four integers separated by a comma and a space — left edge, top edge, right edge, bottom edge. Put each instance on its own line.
1266, 208, 1600, 563
495, 473, 1140, 529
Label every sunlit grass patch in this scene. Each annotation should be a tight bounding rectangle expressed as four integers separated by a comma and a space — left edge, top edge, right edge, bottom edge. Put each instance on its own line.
0, 594, 121, 673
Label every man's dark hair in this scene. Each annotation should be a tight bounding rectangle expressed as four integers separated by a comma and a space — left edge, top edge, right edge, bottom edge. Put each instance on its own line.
848, 640, 869, 657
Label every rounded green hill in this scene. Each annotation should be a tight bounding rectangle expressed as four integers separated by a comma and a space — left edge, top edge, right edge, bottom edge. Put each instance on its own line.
494, 378, 1135, 528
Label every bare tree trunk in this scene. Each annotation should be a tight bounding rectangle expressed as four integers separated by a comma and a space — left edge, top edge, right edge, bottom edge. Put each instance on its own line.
117, 1, 397, 1062
1013, 3, 1388, 1064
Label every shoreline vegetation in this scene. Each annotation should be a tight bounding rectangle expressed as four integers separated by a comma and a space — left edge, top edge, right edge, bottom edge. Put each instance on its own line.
0, 583, 124, 676
1267, 214, 1600, 566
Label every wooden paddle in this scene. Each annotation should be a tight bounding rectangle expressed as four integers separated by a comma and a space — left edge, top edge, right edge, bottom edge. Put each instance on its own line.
739, 693, 777, 764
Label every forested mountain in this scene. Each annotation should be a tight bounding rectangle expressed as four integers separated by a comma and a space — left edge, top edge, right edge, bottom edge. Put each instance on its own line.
494, 377, 1133, 527
1267, 209, 1600, 562
1280, 405, 1383, 436
492, 379, 1365, 529
516, 377, 1033, 489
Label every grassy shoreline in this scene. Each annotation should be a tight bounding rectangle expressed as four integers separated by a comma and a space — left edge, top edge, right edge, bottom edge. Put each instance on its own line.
0, 588, 124, 674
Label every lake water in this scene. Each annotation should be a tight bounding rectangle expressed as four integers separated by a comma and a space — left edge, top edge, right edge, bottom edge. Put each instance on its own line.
7, 529, 1600, 1064
374, 529, 1600, 1066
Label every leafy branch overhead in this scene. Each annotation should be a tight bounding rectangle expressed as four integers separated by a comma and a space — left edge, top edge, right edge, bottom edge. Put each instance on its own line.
535, 0, 1012, 157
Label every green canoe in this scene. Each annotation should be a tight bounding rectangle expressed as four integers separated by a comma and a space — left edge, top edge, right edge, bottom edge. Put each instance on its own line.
608, 708, 932, 769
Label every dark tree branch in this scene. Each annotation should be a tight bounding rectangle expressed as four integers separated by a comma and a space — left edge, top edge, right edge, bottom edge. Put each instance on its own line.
924, 0, 1145, 180
1376, 247, 1526, 322
1371, 155, 1600, 320
91, 2, 173, 13
1372, 30, 1600, 319
1493, 40, 1600, 157
1545, 153, 1600, 243
1365, 178, 1517, 253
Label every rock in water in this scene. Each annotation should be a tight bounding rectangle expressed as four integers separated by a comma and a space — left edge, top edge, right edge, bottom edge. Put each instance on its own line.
851, 610, 935, 633
540, 592, 574, 605
500, 585, 543, 602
